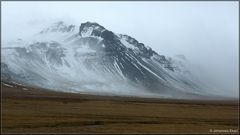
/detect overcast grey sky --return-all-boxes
[1,1,239,96]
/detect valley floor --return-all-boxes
[1,83,239,134]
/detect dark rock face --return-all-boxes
[76,22,180,91]
[101,30,115,41]
[78,22,174,71]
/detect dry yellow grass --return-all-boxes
[1,84,239,134]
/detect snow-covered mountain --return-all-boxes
[1,21,213,98]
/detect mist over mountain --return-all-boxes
[1,21,233,99]
[2,2,238,99]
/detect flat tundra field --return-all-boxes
[1,83,239,134]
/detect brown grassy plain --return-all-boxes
[1,83,239,134]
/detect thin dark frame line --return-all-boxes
[0,0,239,135]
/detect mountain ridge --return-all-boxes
[1,21,213,99]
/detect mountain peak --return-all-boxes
[79,22,106,37]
